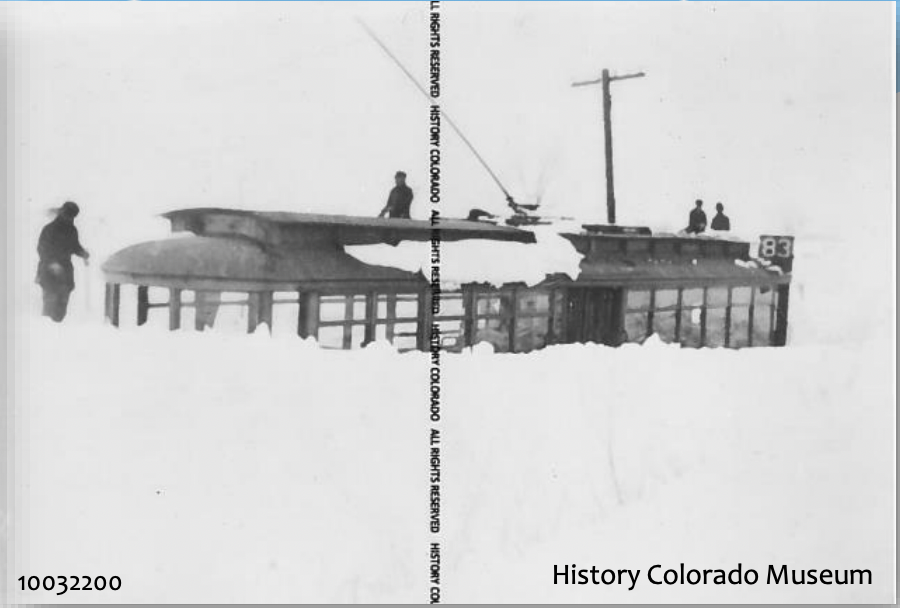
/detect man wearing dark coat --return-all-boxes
[378,171,414,219]
[711,202,731,231]
[686,199,707,234]
[36,201,89,322]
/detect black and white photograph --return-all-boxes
[3,0,895,603]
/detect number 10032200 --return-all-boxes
[18,575,121,595]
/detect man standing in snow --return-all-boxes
[36,201,90,322]
[378,171,414,219]
[686,199,707,234]
[711,202,731,231]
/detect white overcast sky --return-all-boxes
[5,1,894,250]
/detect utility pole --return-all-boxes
[572,69,645,224]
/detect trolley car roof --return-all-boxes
[162,207,536,246]
[102,236,425,291]
[102,207,791,292]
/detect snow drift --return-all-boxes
[11,308,894,602]
[346,221,585,288]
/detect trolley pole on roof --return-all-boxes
[572,68,645,224]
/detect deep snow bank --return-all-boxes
[12,314,893,602]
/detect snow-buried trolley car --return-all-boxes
[102,208,793,352]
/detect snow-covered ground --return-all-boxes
[8,221,895,603]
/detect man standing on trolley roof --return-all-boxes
[378,170,414,219]
[686,199,707,234]
[36,201,90,322]
[711,202,731,231]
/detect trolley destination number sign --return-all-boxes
[758,235,795,272]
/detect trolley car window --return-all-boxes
[147,286,169,302]
[439,292,465,317]
[352,296,367,321]
[436,319,465,352]
[730,305,751,348]
[705,287,729,347]
[219,291,248,304]
[754,287,774,307]
[351,325,366,349]
[179,297,196,332]
[512,289,555,352]
[395,296,419,319]
[706,286,729,308]
[655,289,679,310]
[271,295,300,335]
[320,296,349,322]
[731,286,752,305]
[211,291,248,334]
[517,290,550,315]
[475,318,510,352]
[652,310,677,342]
[476,293,511,317]
[647,289,678,343]
[625,289,652,342]
[681,287,704,308]
[434,290,466,352]
[680,309,703,347]
[515,316,550,352]
[390,322,420,351]
[706,308,727,347]
[472,290,513,352]
[679,288,704,347]
[625,312,649,342]
[752,287,775,346]
[625,289,651,310]
[317,325,345,349]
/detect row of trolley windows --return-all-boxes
[432,289,566,353]
[317,288,568,353]
[317,294,420,351]
[295,289,563,352]
[113,287,424,351]
[623,286,779,348]
[111,286,566,353]
[109,284,779,350]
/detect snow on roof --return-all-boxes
[346,221,585,288]
[660,229,753,243]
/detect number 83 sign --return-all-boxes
[758,235,795,271]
